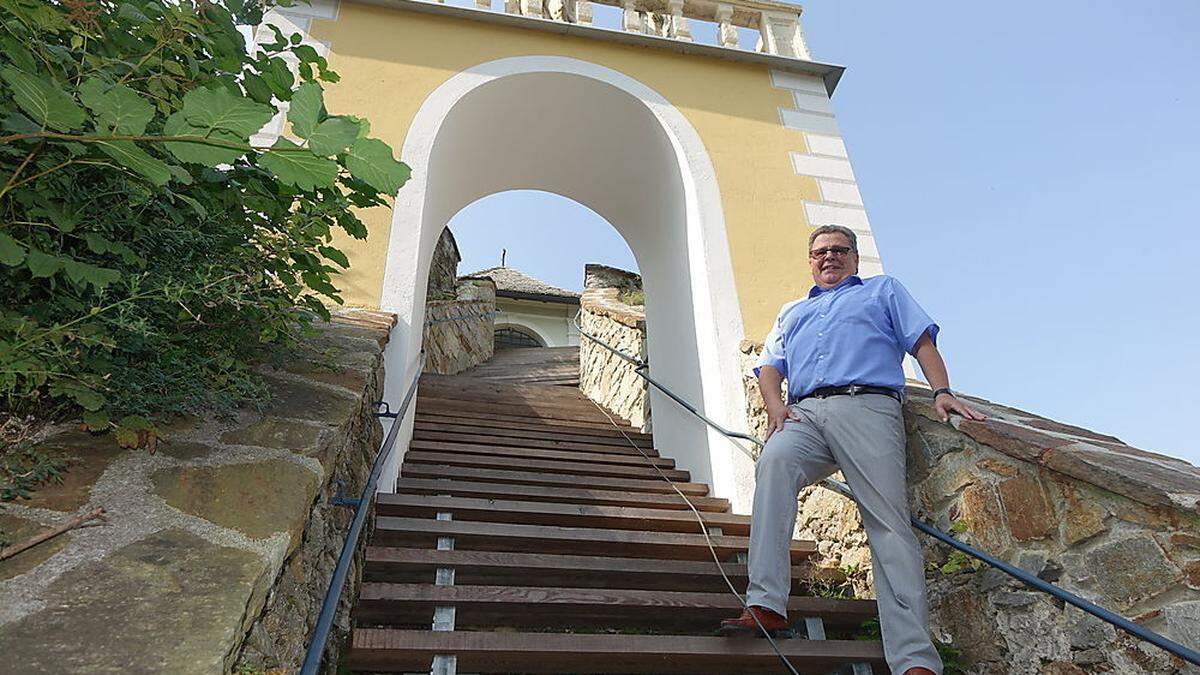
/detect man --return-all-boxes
[717,224,985,675]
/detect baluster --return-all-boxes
[666,0,691,40]
[757,10,811,59]
[621,0,641,32]
[715,3,738,48]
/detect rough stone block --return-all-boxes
[0,529,267,674]
[956,482,1011,556]
[0,514,74,581]
[1056,482,1109,546]
[998,474,1056,541]
[1080,534,1182,609]
[151,459,320,545]
[1161,600,1200,651]
[20,430,130,512]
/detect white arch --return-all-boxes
[377,56,755,509]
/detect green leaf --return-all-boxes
[260,57,295,99]
[319,245,350,269]
[180,86,273,137]
[287,82,323,138]
[343,138,410,194]
[26,249,62,278]
[258,138,338,190]
[62,259,121,292]
[162,111,246,165]
[307,116,358,155]
[69,386,105,412]
[174,192,208,218]
[96,140,172,185]
[0,66,86,132]
[242,73,274,105]
[79,78,155,135]
[0,232,25,266]
[82,410,111,431]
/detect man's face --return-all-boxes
[809,232,859,288]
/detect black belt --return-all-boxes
[790,384,902,404]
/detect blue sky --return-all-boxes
[446,1,1200,464]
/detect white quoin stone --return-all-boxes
[666,0,691,41]
[756,10,811,60]
[715,3,738,48]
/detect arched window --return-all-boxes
[494,326,545,349]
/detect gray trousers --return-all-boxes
[746,394,943,675]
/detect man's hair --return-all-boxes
[808,224,858,253]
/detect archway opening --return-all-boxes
[380,61,754,506]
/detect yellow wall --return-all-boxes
[309,3,821,339]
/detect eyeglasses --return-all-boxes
[809,246,853,259]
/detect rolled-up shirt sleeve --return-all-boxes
[753,308,789,378]
[885,278,939,355]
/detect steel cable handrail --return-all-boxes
[300,351,427,675]
[572,312,1200,667]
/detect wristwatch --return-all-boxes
[932,387,954,399]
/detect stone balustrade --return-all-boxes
[435,0,811,59]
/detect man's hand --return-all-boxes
[934,392,987,422]
[764,400,796,440]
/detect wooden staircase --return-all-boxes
[346,353,886,673]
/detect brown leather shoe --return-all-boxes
[717,605,795,638]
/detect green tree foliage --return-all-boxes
[0,0,410,440]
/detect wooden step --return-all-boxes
[411,429,658,456]
[402,450,689,482]
[418,390,603,417]
[348,629,886,673]
[417,396,612,425]
[392,478,731,511]
[376,494,750,535]
[362,548,813,592]
[356,583,877,630]
[414,409,648,436]
[399,464,709,496]
[409,439,668,467]
[372,517,814,562]
[413,419,654,448]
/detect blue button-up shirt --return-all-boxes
[755,275,938,401]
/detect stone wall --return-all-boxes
[423,278,496,375]
[425,227,461,301]
[739,340,1200,674]
[579,286,651,431]
[0,310,394,674]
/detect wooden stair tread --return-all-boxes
[409,438,667,465]
[373,516,814,562]
[392,477,731,511]
[411,430,659,456]
[414,410,649,436]
[376,493,750,535]
[362,547,811,592]
[413,420,654,447]
[402,450,689,481]
[357,583,877,627]
[399,464,709,495]
[348,629,886,673]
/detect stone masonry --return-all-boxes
[423,277,497,375]
[740,339,1200,674]
[578,266,651,431]
[0,309,394,674]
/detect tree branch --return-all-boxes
[0,507,107,561]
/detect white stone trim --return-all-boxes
[771,69,884,275]
[378,56,755,509]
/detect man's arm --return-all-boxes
[757,365,793,439]
[912,332,987,422]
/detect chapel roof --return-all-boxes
[462,266,581,304]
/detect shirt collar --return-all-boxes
[808,275,862,298]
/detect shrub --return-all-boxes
[0,0,409,444]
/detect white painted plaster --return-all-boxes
[377,56,755,511]
[817,179,863,207]
[788,91,834,116]
[803,201,870,234]
[803,132,848,158]
[769,69,825,94]
[780,108,840,136]
[791,153,856,182]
